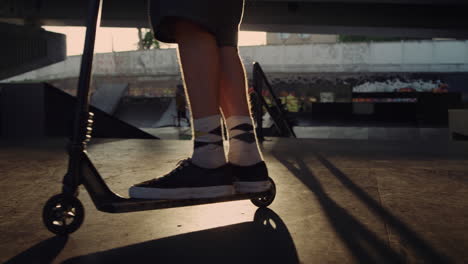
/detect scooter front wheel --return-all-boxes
[42,193,85,235]
[250,178,276,208]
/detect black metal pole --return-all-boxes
[63,0,102,194]
[253,62,264,142]
[253,62,296,138]
[72,0,102,142]
[255,62,296,138]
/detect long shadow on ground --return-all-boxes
[272,152,452,264]
[5,236,68,264]
[315,154,453,263]
[60,208,298,264]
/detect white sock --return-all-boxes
[191,115,227,168]
[226,115,263,166]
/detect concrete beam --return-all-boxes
[239,2,468,38]
[0,0,467,38]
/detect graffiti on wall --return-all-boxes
[353,79,449,93]
[250,77,450,113]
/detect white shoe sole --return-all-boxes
[234,181,272,194]
[129,185,235,200]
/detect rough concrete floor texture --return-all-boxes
[1,138,467,264]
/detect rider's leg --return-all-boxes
[174,19,226,169]
[219,46,262,166]
[128,19,233,200]
[218,46,270,193]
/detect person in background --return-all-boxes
[175,83,189,127]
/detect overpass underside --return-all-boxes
[1,0,467,79]
[1,0,468,38]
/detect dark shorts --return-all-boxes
[148,0,244,47]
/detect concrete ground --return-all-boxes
[1,137,467,263]
[292,126,450,141]
[140,125,449,141]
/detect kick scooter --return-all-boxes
[42,0,276,235]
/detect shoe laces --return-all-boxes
[145,158,191,184]
[169,158,191,175]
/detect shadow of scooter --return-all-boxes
[62,208,298,264]
[5,236,68,264]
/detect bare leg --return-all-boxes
[129,20,268,200]
[173,19,226,169]
[173,19,221,118]
[218,46,250,118]
[219,46,263,166]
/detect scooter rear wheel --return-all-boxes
[43,193,85,235]
[250,178,276,208]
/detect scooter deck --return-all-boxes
[80,152,272,213]
[96,191,271,213]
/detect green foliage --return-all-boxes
[137,28,160,50]
[142,31,160,49]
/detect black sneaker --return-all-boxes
[129,158,234,200]
[230,161,272,194]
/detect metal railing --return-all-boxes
[251,61,296,142]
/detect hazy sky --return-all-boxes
[44,26,266,56]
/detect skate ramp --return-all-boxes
[0,83,157,139]
[114,97,190,128]
[90,83,128,115]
